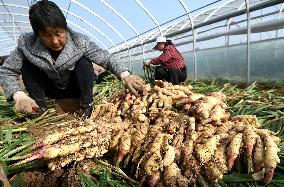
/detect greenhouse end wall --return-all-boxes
[131,38,284,83]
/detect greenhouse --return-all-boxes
[0,0,283,187]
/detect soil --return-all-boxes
[9,166,82,187]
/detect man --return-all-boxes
[0,0,144,117]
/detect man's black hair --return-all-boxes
[29,0,67,34]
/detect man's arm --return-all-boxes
[0,47,24,100]
[84,40,129,79]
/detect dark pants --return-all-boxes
[21,57,95,108]
[155,66,187,85]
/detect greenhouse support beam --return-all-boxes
[245,0,251,84]
[0,1,22,33]
[178,0,197,80]
[114,0,284,54]
[61,9,115,46]
[99,0,144,45]
[167,0,283,37]
[276,3,284,38]
[134,0,163,36]
[67,20,107,49]
[71,0,130,49]
[119,18,284,60]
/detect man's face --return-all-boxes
[38,27,67,51]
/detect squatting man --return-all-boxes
[0,0,145,117]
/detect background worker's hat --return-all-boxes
[153,36,167,49]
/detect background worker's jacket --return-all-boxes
[0,29,128,100]
[150,45,185,70]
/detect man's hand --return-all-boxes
[121,72,145,96]
[13,91,39,114]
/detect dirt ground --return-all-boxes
[8,159,100,187]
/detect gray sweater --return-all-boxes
[0,29,128,100]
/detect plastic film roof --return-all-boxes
[0,0,284,56]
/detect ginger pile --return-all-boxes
[12,117,113,171]
[15,80,281,186]
[91,80,281,186]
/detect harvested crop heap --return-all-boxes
[90,81,281,186]
[12,117,113,171]
[13,80,281,186]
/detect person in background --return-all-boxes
[144,36,187,85]
[0,0,144,117]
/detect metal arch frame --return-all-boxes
[98,0,141,40]
[0,6,122,52]
[0,2,23,34]
[224,2,244,80]
[276,3,284,37]
[0,12,28,17]
[0,3,112,49]
[70,0,133,66]
[115,0,282,58]
[195,0,239,35]
[0,20,30,24]
[1,1,132,55]
[61,8,115,46]
[67,20,107,49]
[178,0,197,80]
[0,3,29,45]
[245,0,251,84]
[134,0,163,36]
[178,8,217,31]
[110,2,218,53]
[0,3,29,9]
[70,0,128,45]
[1,25,30,29]
[111,0,261,54]
[98,0,146,64]
[225,2,245,45]
[223,1,246,81]
[163,21,181,36]
[110,5,209,53]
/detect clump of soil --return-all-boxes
[9,166,82,187]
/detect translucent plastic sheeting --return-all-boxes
[131,38,284,83]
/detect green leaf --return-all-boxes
[11,173,25,187]
[222,173,254,182]
[98,170,107,187]
[0,127,3,142]
[271,176,284,183]
[4,127,13,144]
[0,162,8,175]
[78,172,97,187]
